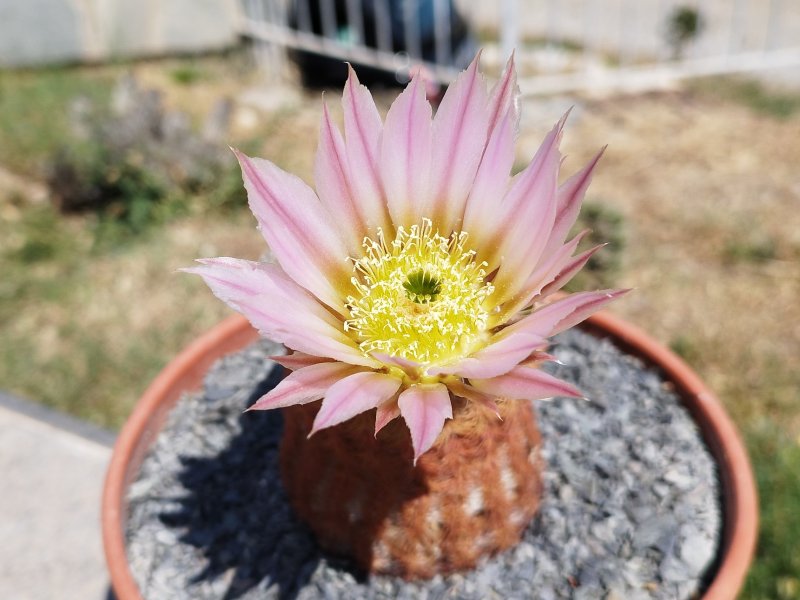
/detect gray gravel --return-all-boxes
[126,329,721,599]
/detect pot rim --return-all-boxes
[102,311,758,600]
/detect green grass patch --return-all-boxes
[0,300,212,427]
[0,201,252,427]
[692,77,800,120]
[513,33,585,53]
[0,56,261,423]
[723,235,777,264]
[669,335,702,363]
[170,63,206,86]
[0,67,114,173]
[741,422,800,599]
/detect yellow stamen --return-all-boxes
[345,219,493,365]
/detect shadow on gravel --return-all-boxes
[159,368,358,600]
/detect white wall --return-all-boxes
[0,0,242,67]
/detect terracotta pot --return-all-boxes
[102,311,758,600]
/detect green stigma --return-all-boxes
[403,270,442,303]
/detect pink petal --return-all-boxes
[375,398,401,435]
[269,352,333,370]
[370,352,422,377]
[461,113,515,252]
[494,230,590,324]
[314,102,366,254]
[428,332,546,379]
[447,380,500,418]
[342,66,392,234]
[526,230,590,294]
[548,289,631,335]
[470,366,583,401]
[311,371,402,434]
[506,289,630,339]
[520,350,560,368]
[489,116,565,303]
[184,258,378,368]
[380,74,433,227]
[429,54,489,231]
[538,243,606,298]
[234,151,352,314]
[487,53,520,136]
[398,384,453,464]
[543,147,606,256]
[248,362,362,411]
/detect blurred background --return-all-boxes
[0,0,798,598]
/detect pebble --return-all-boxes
[126,330,721,599]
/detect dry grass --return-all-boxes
[548,90,800,434]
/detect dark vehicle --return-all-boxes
[288,0,477,87]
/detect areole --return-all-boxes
[102,311,758,600]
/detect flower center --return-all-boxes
[402,269,441,303]
[344,219,494,365]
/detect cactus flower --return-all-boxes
[186,56,627,462]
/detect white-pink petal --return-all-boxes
[375,398,401,435]
[489,116,564,302]
[430,54,489,231]
[398,384,453,464]
[370,352,422,378]
[548,289,631,335]
[543,147,606,256]
[314,102,366,254]
[506,289,630,339]
[487,53,520,137]
[461,113,515,250]
[269,352,333,371]
[311,371,403,434]
[538,243,606,298]
[235,151,351,314]
[520,350,560,367]
[470,366,583,401]
[248,362,363,411]
[342,66,392,234]
[447,380,501,418]
[380,74,433,227]
[494,230,590,324]
[184,258,378,368]
[428,332,546,379]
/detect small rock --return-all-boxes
[664,466,696,491]
[679,529,716,568]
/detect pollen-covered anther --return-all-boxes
[345,219,494,364]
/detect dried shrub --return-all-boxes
[45,74,242,233]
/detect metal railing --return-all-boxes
[238,0,800,95]
[239,0,474,84]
